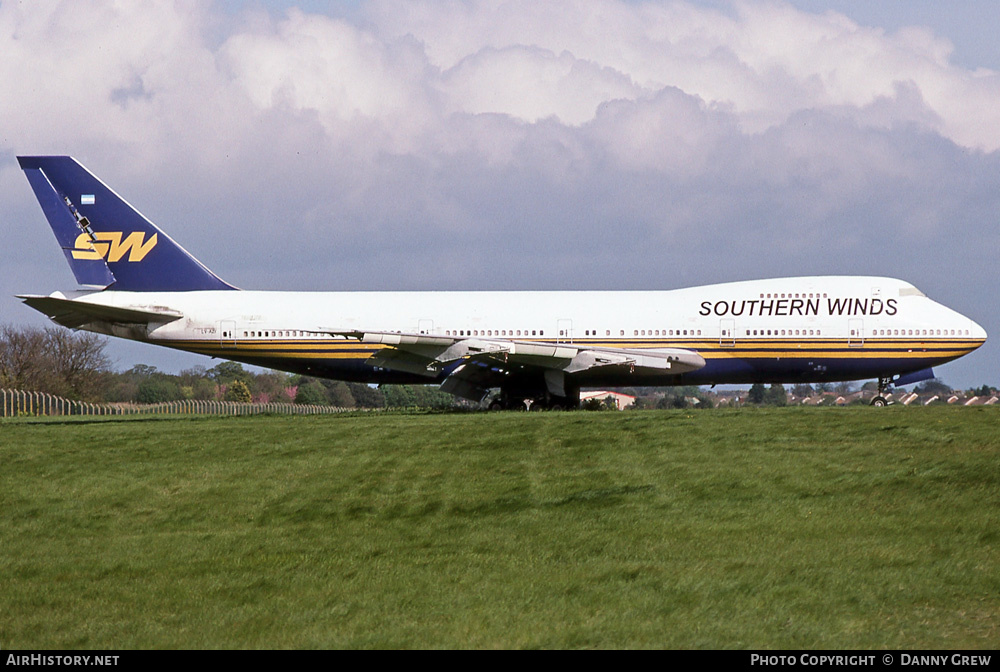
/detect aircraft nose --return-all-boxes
[969,317,988,343]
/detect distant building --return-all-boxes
[580,390,636,410]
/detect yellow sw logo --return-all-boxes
[71,232,158,262]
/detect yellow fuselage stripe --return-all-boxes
[161,337,984,363]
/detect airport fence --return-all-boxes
[0,388,349,418]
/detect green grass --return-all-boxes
[1,407,998,649]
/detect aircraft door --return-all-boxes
[418,319,434,335]
[719,319,736,348]
[848,318,864,347]
[557,319,573,343]
[219,320,236,349]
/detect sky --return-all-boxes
[2,0,998,389]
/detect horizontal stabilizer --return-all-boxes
[19,294,183,330]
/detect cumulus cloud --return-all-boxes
[367,0,1000,150]
[1,0,998,385]
[6,0,998,160]
[220,9,440,153]
[438,46,641,125]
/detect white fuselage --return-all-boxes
[54,275,986,388]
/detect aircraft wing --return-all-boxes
[19,294,184,330]
[329,329,706,401]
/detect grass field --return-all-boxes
[1,407,998,649]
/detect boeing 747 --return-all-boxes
[16,156,987,408]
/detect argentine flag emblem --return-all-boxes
[81,194,95,205]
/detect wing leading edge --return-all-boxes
[329,329,706,401]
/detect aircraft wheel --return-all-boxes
[870,396,888,407]
[488,399,504,411]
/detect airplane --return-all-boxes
[15,155,988,409]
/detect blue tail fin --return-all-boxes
[18,156,236,292]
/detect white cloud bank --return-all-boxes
[6,0,997,157]
[1,0,997,386]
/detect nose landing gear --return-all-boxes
[870,376,892,407]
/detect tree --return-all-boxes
[295,379,330,405]
[325,381,356,408]
[189,378,219,400]
[177,366,220,400]
[765,383,787,406]
[0,325,60,392]
[128,364,160,378]
[347,382,384,408]
[915,378,952,396]
[224,379,252,403]
[117,363,185,403]
[629,395,654,410]
[137,376,182,403]
[44,328,111,399]
[0,325,110,400]
[382,385,417,408]
[657,393,688,409]
[252,371,293,403]
[792,383,814,398]
[103,373,139,402]
[747,383,767,404]
[834,381,856,395]
[412,385,458,409]
[208,361,251,385]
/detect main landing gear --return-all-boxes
[487,387,580,411]
[870,377,892,407]
[488,396,526,411]
[529,394,579,411]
